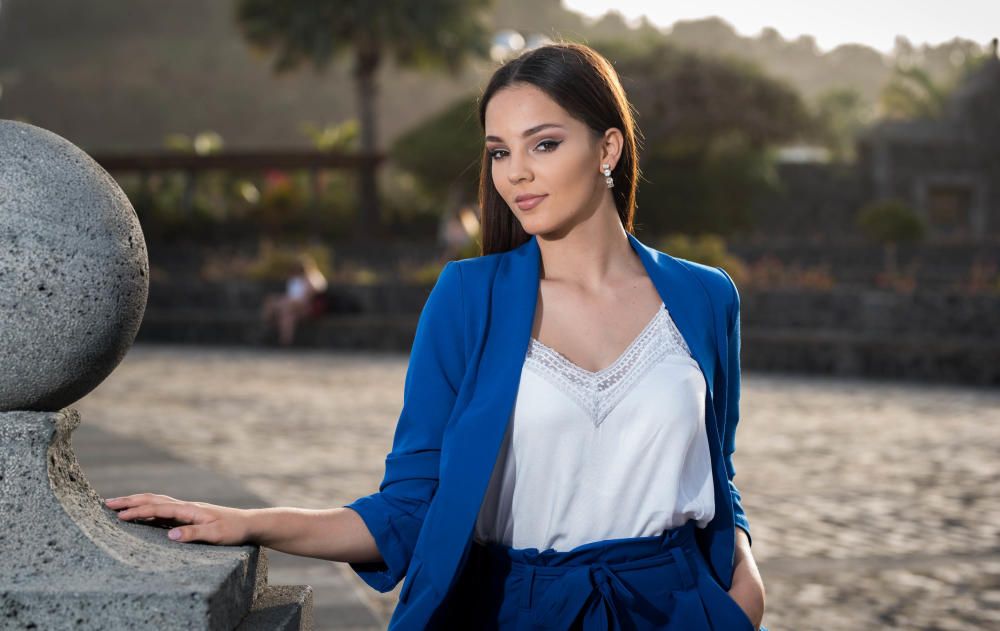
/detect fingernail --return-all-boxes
[105,497,120,503]
[168,529,181,540]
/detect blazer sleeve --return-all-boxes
[343,260,466,592]
[715,265,752,548]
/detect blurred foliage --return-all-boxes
[253,171,307,232]
[811,87,873,162]
[858,198,925,282]
[119,165,360,245]
[300,119,360,152]
[379,164,444,239]
[657,232,838,290]
[199,239,336,282]
[235,0,495,233]
[657,233,747,285]
[879,65,952,120]
[961,260,1000,294]
[857,198,925,244]
[607,39,816,148]
[235,0,494,75]
[109,130,360,242]
[658,232,733,266]
[604,39,814,236]
[873,264,918,293]
[351,268,382,285]
[742,254,837,290]
[877,48,991,120]
[405,261,446,285]
[390,95,482,202]
[244,240,334,280]
[164,131,225,155]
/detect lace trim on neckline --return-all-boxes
[524,304,696,427]
[530,302,665,377]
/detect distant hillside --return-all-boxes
[541,10,981,105]
[0,0,985,152]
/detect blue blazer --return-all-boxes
[345,232,751,629]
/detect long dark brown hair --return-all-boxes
[476,42,642,256]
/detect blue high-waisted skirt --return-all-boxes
[435,519,766,630]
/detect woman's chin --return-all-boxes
[520,223,548,238]
[518,216,555,235]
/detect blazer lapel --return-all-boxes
[424,232,724,596]
[422,236,540,595]
[626,232,718,397]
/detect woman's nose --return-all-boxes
[507,158,532,184]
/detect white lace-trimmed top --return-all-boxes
[474,301,716,552]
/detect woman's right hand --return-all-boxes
[105,493,254,546]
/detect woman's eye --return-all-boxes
[488,140,560,161]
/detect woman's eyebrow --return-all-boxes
[485,123,565,143]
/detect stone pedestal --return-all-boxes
[0,409,312,629]
[0,120,314,628]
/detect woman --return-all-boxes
[259,254,328,346]
[106,42,766,630]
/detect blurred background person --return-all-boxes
[260,253,328,346]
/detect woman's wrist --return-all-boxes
[243,507,275,547]
[730,534,766,628]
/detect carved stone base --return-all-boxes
[0,409,312,630]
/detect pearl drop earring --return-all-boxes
[602,163,614,189]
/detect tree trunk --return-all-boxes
[884,241,898,277]
[354,47,381,240]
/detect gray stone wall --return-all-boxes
[136,280,1000,385]
[740,288,1000,385]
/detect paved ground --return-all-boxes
[73,344,1000,630]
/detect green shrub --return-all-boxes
[857,198,925,244]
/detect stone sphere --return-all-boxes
[0,121,149,412]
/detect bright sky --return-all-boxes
[563,0,997,54]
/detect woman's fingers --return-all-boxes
[116,502,200,525]
[106,494,190,529]
[103,496,250,546]
[168,522,219,544]
[105,492,178,509]
[168,513,249,546]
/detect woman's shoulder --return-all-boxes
[443,250,506,288]
[662,252,740,322]
[427,255,498,307]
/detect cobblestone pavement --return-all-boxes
[76,344,1000,630]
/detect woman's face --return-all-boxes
[484,83,608,236]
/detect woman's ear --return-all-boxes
[600,128,624,171]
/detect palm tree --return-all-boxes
[877,44,995,122]
[879,65,951,119]
[235,0,493,238]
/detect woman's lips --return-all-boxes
[516,194,548,210]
